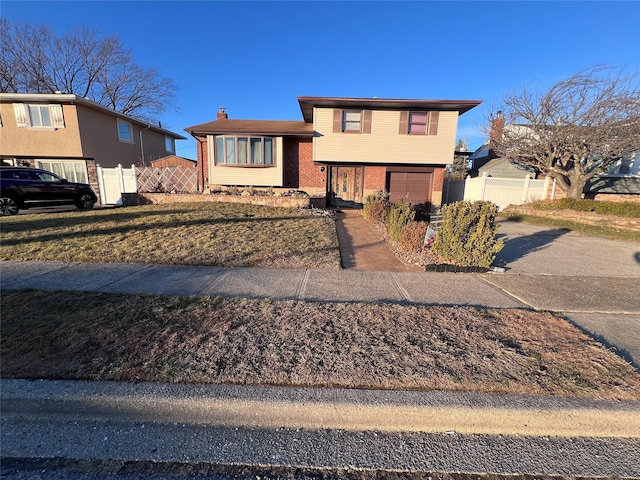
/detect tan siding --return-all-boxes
[208,136,284,187]
[0,102,83,157]
[77,105,171,168]
[313,108,458,165]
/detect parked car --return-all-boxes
[0,166,97,215]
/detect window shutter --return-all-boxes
[50,104,65,128]
[362,110,372,134]
[398,111,408,134]
[13,104,28,127]
[333,109,342,133]
[428,111,439,136]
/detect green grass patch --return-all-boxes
[2,289,639,400]
[0,203,341,269]
[500,213,640,243]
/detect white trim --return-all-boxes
[117,119,134,143]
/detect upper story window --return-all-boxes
[165,136,175,154]
[332,109,372,134]
[215,135,274,166]
[117,119,133,143]
[400,111,439,136]
[13,103,65,128]
[343,111,362,132]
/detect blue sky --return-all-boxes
[2,1,639,159]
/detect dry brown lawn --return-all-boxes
[2,289,638,400]
[0,203,341,269]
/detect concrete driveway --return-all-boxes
[482,220,640,368]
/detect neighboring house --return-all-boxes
[0,93,186,201]
[466,143,498,176]
[185,96,481,211]
[478,157,536,179]
[470,114,640,199]
[585,151,640,200]
[150,155,196,168]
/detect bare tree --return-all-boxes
[490,65,640,198]
[0,19,176,122]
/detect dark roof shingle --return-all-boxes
[185,119,313,136]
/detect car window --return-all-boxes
[35,171,63,183]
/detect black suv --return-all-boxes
[0,166,97,215]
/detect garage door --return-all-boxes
[388,172,432,207]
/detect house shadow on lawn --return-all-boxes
[492,223,570,271]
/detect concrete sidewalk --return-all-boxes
[2,254,639,367]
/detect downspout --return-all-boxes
[139,124,151,166]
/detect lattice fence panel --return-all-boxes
[136,167,197,193]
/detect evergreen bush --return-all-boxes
[399,221,428,253]
[363,190,391,224]
[528,199,640,218]
[386,198,415,242]
[432,200,503,268]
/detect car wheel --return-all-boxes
[0,196,19,215]
[76,193,96,210]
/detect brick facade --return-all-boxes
[363,166,387,194]
[195,135,208,191]
[85,160,100,205]
[295,139,326,195]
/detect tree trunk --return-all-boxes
[566,182,585,199]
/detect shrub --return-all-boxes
[527,199,640,218]
[432,200,503,268]
[386,198,415,242]
[363,190,391,224]
[399,221,428,253]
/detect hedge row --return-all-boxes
[363,191,503,268]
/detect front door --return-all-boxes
[330,166,363,206]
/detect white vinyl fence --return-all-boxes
[463,173,553,210]
[96,164,137,205]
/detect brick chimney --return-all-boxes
[489,111,504,149]
[217,107,228,119]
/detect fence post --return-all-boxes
[131,164,138,193]
[481,172,488,200]
[522,174,531,202]
[96,164,106,205]
[543,176,551,200]
[117,164,126,194]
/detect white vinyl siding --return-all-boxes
[314,108,458,165]
[208,136,284,186]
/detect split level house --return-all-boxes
[186,96,482,211]
[0,92,186,202]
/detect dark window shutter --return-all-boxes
[428,111,439,136]
[363,110,372,134]
[333,109,342,133]
[399,111,408,134]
